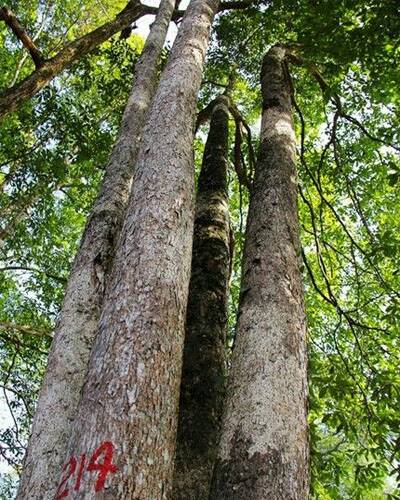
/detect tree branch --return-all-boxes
[229,102,256,184]
[0,384,33,418]
[0,0,146,120]
[201,79,227,88]
[287,51,400,153]
[232,115,251,189]
[0,0,256,120]
[195,100,216,133]
[0,6,44,68]
[0,331,49,355]
[219,0,255,10]
[0,321,53,338]
[0,265,67,284]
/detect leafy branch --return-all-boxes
[0,0,256,120]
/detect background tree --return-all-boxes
[173,93,232,499]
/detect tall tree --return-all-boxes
[55,0,220,497]
[172,94,232,499]
[210,45,309,498]
[16,1,176,498]
[1,1,399,497]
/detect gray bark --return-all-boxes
[56,0,219,498]
[210,45,309,499]
[173,95,231,499]
[17,2,175,498]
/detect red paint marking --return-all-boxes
[74,453,86,491]
[87,441,118,492]
[55,456,77,500]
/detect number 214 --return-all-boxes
[55,441,118,499]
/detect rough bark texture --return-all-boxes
[210,45,309,499]
[56,0,219,498]
[17,2,175,498]
[172,95,231,499]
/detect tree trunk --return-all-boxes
[210,45,309,499]
[55,0,219,498]
[172,95,231,499]
[17,2,175,498]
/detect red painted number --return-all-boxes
[74,453,86,491]
[55,457,77,500]
[55,441,118,498]
[87,441,119,492]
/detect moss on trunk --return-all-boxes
[173,95,231,499]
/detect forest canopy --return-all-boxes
[0,0,399,498]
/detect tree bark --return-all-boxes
[172,95,231,499]
[55,0,219,498]
[210,45,309,499]
[16,2,175,498]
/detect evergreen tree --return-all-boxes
[0,1,398,498]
